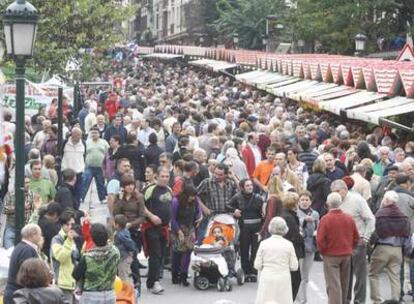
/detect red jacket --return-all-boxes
[242,144,260,177]
[316,209,359,256]
[105,93,120,121]
[258,134,271,160]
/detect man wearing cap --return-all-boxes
[246,115,258,131]
[331,180,375,304]
[372,165,400,211]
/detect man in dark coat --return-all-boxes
[55,169,80,211]
[114,133,146,182]
[145,133,163,167]
[104,114,127,144]
[4,224,43,304]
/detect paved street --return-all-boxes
[85,181,412,304]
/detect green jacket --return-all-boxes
[73,244,120,291]
[51,229,79,290]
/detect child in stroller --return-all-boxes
[191,214,245,291]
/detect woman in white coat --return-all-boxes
[254,217,299,304]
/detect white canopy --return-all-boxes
[190,59,238,71]
[274,80,320,98]
[346,96,414,122]
[256,74,293,89]
[143,53,184,59]
[266,79,301,94]
[318,91,386,115]
[235,70,273,83]
[345,96,414,124]
[289,83,338,101]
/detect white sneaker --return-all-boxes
[149,281,164,294]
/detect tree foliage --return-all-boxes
[287,0,414,54]
[214,0,287,49]
[212,0,414,53]
[0,0,136,79]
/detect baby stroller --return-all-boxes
[191,214,245,291]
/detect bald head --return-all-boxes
[71,127,83,143]
[42,119,52,130]
[193,148,207,164]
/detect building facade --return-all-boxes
[114,0,141,40]
[138,0,204,45]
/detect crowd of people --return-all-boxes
[1,55,414,304]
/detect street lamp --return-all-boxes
[233,33,239,49]
[354,33,367,56]
[262,34,268,52]
[297,39,305,53]
[3,0,38,244]
[266,15,277,53]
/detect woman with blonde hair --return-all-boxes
[271,164,302,193]
[259,174,284,240]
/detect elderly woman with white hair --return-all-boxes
[373,145,392,177]
[217,140,235,162]
[369,190,411,304]
[223,147,249,182]
[254,217,298,304]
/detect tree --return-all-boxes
[287,0,414,54]
[213,0,287,49]
[0,0,137,79]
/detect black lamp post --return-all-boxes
[297,39,305,53]
[354,33,367,57]
[3,0,38,243]
[262,34,268,52]
[233,33,239,50]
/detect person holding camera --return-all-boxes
[51,212,80,304]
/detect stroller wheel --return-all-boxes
[236,269,245,286]
[217,278,225,292]
[194,276,209,290]
[225,278,232,292]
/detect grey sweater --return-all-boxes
[297,208,319,253]
[340,191,375,241]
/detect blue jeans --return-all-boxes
[3,226,16,249]
[79,290,116,304]
[81,167,106,202]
